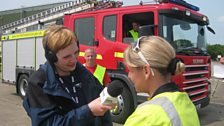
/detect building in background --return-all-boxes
[0,1,71,34]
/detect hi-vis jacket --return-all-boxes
[23,62,112,126]
[129,29,138,41]
[83,64,106,85]
[124,83,200,126]
[93,65,106,85]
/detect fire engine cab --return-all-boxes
[1,0,215,123]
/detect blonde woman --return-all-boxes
[124,36,200,126]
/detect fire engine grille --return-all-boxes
[182,64,209,103]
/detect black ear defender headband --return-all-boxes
[43,36,58,63]
[43,26,79,64]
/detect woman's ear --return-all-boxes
[144,64,151,79]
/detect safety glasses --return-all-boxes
[132,36,155,76]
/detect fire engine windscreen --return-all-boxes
[100,80,123,105]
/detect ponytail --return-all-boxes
[167,58,185,75]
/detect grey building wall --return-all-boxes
[0,2,70,26]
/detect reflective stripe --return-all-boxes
[94,65,106,85]
[96,54,103,60]
[1,35,8,41]
[139,96,182,126]
[114,52,124,58]
[79,52,85,57]
[2,30,44,40]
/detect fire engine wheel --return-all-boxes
[111,85,134,124]
[18,74,29,99]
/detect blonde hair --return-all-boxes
[43,25,77,53]
[124,36,185,75]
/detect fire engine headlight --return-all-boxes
[202,16,207,22]
[185,10,191,16]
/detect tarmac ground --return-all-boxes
[0,62,224,126]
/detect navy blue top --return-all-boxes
[23,62,112,126]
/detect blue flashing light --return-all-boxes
[169,0,200,11]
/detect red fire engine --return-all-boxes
[1,0,215,123]
[69,0,214,123]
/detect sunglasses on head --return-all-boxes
[132,36,154,76]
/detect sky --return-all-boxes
[0,0,223,45]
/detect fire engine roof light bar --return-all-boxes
[159,0,199,11]
[169,0,199,11]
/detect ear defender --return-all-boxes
[43,36,58,63]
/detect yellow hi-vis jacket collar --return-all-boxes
[83,64,106,85]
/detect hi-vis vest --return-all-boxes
[83,64,106,85]
[124,92,200,126]
[129,29,138,41]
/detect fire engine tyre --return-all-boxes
[18,74,29,99]
[111,84,134,124]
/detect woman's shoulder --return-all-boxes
[75,62,96,81]
[125,103,168,126]
[74,62,103,90]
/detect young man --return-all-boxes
[84,48,111,86]
[23,25,113,126]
